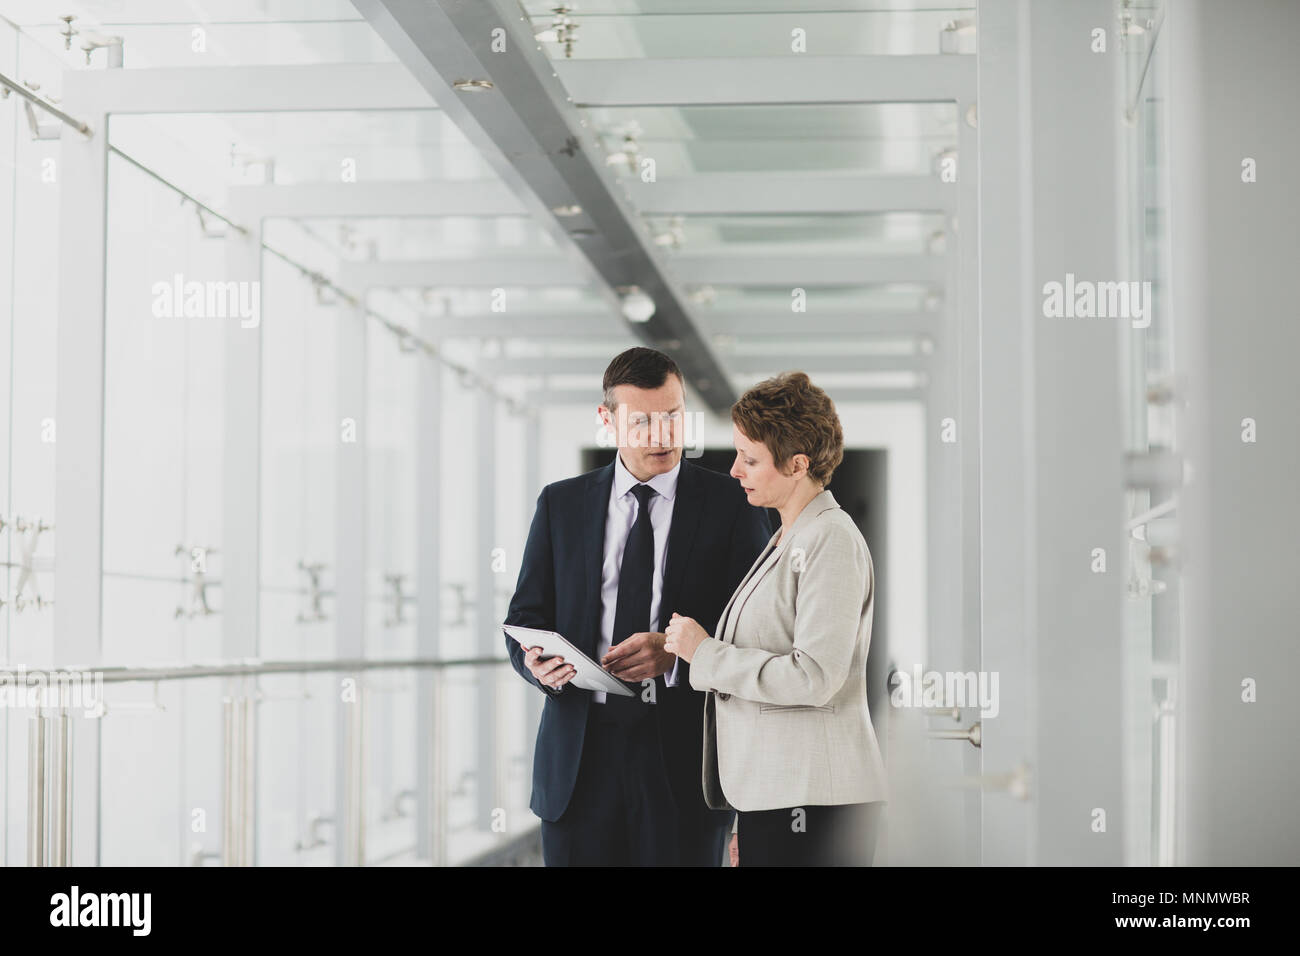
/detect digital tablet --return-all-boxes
[503,625,637,696]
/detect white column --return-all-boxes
[1022,0,1127,865]
[52,91,107,867]
[475,388,497,831]
[415,317,443,860]
[975,0,1036,866]
[334,303,368,864]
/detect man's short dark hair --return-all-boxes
[601,347,684,410]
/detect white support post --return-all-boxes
[1020,0,1126,865]
[415,317,443,861]
[522,410,543,794]
[475,388,497,831]
[334,302,369,865]
[974,0,1036,867]
[52,90,107,867]
[956,92,983,869]
[220,200,264,865]
[221,205,264,663]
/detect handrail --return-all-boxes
[0,655,510,686]
[0,69,93,135]
[19,655,518,866]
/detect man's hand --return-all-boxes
[601,632,673,682]
[729,833,739,867]
[523,646,575,690]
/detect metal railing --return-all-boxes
[4,655,516,867]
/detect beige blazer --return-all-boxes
[688,488,888,812]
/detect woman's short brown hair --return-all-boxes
[731,371,844,486]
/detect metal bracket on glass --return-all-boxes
[444,582,470,626]
[380,789,417,823]
[23,99,61,140]
[296,560,330,623]
[294,813,335,852]
[535,5,580,59]
[384,572,415,627]
[920,706,964,721]
[11,515,54,613]
[939,18,975,55]
[175,544,219,618]
[189,844,221,867]
[927,720,982,748]
[78,30,124,68]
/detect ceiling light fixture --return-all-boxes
[619,286,656,323]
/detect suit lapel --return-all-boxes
[581,462,616,655]
[659,459,701,623]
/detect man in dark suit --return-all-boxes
[504,347,771,866]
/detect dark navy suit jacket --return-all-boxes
[504,457,772,825]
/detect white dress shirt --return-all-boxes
[592,451,682,703]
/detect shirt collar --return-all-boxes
[614,450,681,503]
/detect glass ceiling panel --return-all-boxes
[109,111,494,201]
[520,1,975,17]
[374,287,608,312]
[586,103,957,175]
[283,217,561,261]
[689,282,939,311]
[524,5,977,59]
[722,338,922,356]
[4,1,389,68]
[730,370,925,389]
[646,212,946,257]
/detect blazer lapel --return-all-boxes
[715,526,779,643]
[581,461,616,655]
[720,489,840,644]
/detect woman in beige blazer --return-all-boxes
[665,371,887,866]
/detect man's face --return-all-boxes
[599,377,686,481]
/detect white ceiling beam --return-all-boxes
[554,55,975,106]
[670,255,944,285]
[423,311,939,339]
[482,354,928,376]
[700,312,938,336]
[527,387,926,406]
[627,174,952,215]
[339,257,589,289]
[426,317,626,339]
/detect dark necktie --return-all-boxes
[607,483,656,716]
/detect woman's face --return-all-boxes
[730,423,803,510]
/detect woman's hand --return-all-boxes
[664,612,710,663]
[729,832,739,867]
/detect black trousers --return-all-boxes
[540,705,731,866]
[735,801,884,866]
